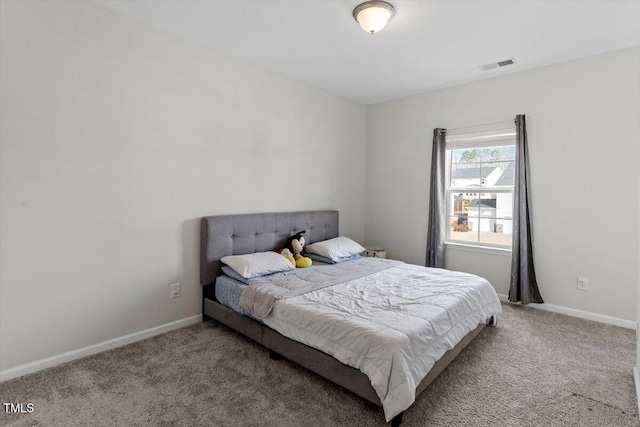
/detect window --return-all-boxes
[445,126,515,249]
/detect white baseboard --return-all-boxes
[634,367,640,414]
[0,314,202,383]
[497,294,636,330]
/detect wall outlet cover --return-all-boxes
[170,282,181,298]
[577,276,589,291]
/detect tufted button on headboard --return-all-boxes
[200,210,339,286]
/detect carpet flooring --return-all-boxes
[1,303,638,426]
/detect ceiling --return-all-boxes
[94,0,640,105]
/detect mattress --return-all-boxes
[215,258,502,421]
[215,275,249,315]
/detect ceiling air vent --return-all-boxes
[480,58,515,71]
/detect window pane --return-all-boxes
[474,162,511,187]
[450,160,515,189]
[481,145,515,161]
[451,193,512,247]
[449,192,474,242]
[466,194,495,216]
[452,148,481,164]
[450,192,498,212]
[450,215,478,243]
[479,219,512,247]
[450,193,470,217]
[451,163,483,188]
[476,161,512,188]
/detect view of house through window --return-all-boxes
[446,129,515,248]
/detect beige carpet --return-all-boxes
[1,303,638,426]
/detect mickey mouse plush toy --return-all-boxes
[286,231,313,268]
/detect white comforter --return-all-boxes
[262,262,502,421]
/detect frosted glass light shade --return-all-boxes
[353,1,395,35]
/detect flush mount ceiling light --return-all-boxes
[353,1,395,35]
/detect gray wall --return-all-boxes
[366,47,640,322]
[0,1,366,371]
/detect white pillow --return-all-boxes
[305,236,365,262]
[221,251,295,279]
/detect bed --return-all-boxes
[200,210,502,426]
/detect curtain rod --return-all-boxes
[446,119,515,133]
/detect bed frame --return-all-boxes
[200,210,493,426]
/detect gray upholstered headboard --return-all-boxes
[200,210,339,286]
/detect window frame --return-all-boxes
[444,131,516,251]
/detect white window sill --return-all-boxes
[445,242,512,257]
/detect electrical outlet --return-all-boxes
[576,276,589,291]
[170,282,181,299]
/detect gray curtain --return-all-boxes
[509,115,544,303]
[426,128,446,268]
